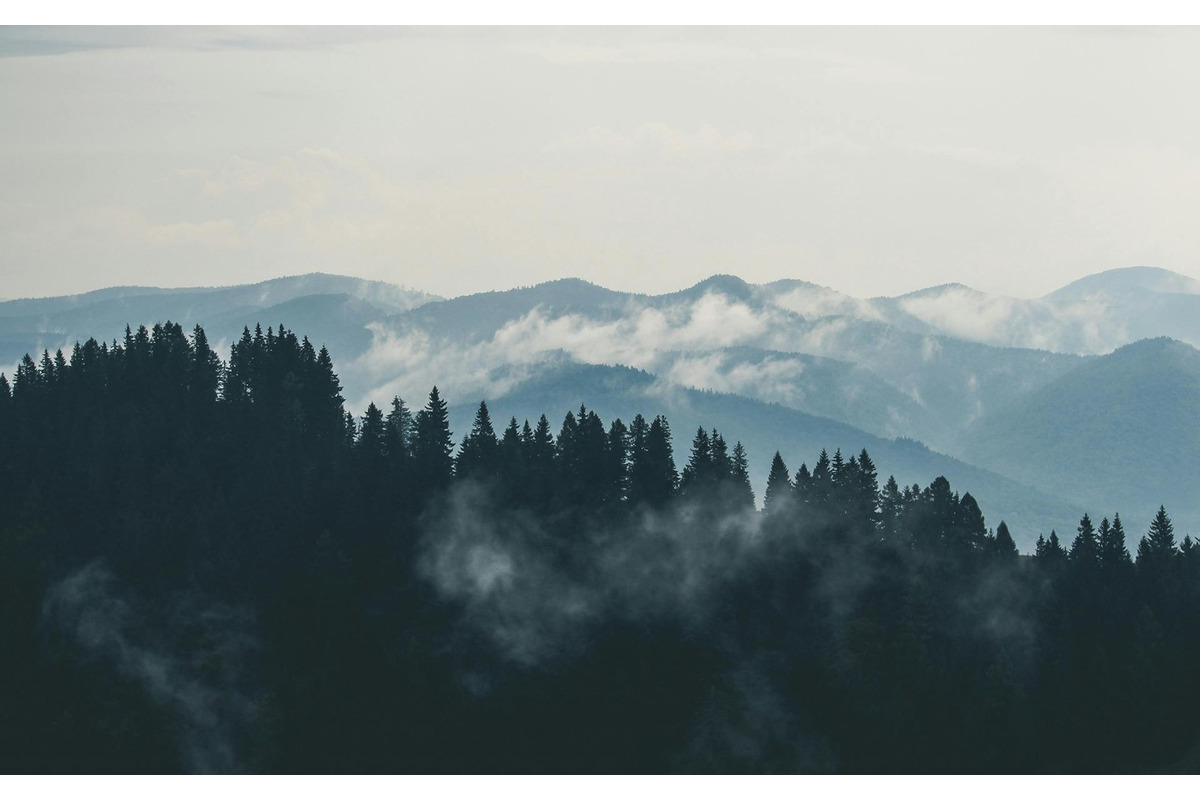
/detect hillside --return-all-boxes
[448,361,1084,551]
[962,337,1200,533]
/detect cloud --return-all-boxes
[42,562,260,773]
[768,284,885,320]
[895,284,1126,354]
[418,480,765,670]
[348,289,782,409]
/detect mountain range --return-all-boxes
[5,265,1199,552]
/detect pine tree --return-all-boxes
[1039,530,1068,564]
[955,492,988,554]
[604,418,630,505]
[385,397,413,463]
[1137,506,1177,571]
[456,400,500,482]
[993,520,1018,561]
[810,449,832,509]
[729,441,755,510]
[528,414,557,509]
[413,386,454,494]
[793,463,812,508]
[710,431,731,480]
[1070,513,1100,567]
[880,475,904,538]
[189,325,221,404]
[629,415,677,508]
[1102,513,1133,569]
[764,451,792,514]
[680,427,712,493]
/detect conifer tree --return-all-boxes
[793,463,812,507]
[413,386,454,493]
[1046,530,1067,560]
[456,400,500,482]
[385,397,413,463]
[527,414,557,508]
[629,415,677,508]
[604,418,630,505]
[993,521,1018,560]
[1137,506,1177,571]
[955,492,988,554]
[189,325,221,404]
[1070,513,1100,567]
[680,427,712,493]
[879,475,904,538]
[810,449,832,509]
[358,402,386,460]
[764,451,792,514]
[729,442,755,510]
[710,431,731,480]
[1102,513,1133,569]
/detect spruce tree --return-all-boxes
[1137,506,1177,571]
[764,451,792,514]
[680,427,712,493]
[385,397,413,463]
[604,418,630,505]
[631,415,677,508]
[880,475,904,538]
[413,386,454,494]
[993,520,1018,560]
[456,400,500,482]
[729,441,755,510]
[1070,513,1100,567]
[1102,513,1133,569]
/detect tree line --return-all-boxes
[1,321,1199,773]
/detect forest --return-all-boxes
[1,321,1199,773]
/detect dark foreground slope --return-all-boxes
[2,321,1200,774]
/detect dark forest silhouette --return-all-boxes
[2,321,1200,773]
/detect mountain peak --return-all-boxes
[896,282,982,300]
[1047,266,1200,300]
[678,274,754,300]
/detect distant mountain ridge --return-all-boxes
[7,265,1200,550]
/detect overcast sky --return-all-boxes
[3,25,1200,301]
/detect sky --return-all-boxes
[3,25,1200,301]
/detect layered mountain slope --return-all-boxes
[863,266,1200,354]
[364,274,1083,451]
[0,273,438,368]
[447,360,1084,552]
[962,337,1200,533]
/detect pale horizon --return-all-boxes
[5,26,1200,303]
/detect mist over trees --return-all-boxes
[2,322,1200,773]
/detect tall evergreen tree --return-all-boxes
[879,475,904,538]
[1102,514,1133,569]
[1137,506,1177,571]
[679,427,712,493]
[1071,513,1101,567]
[604,418,630,506]
[764,451,792,514]
[993,520,1018,561]
[413,386,454,494]
[456,400,500,482]
[729,441,755,511]
[629,415,677,508]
